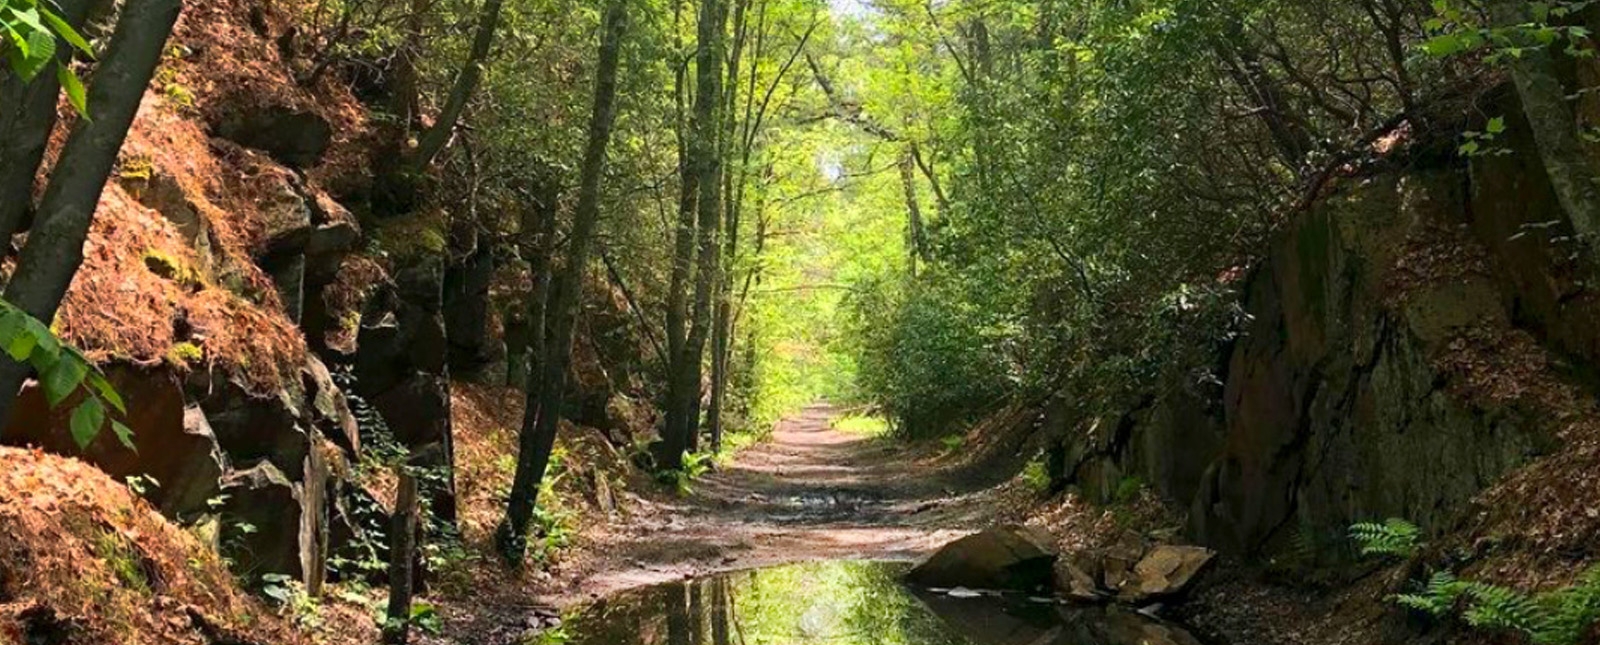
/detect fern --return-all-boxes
[1350,518,1422,559]
[1389,566,1600,645]
[1531,565,1600,645]
[1460,582,1542,635]
[1395,571,1466,616]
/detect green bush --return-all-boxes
[843,275,1012,438]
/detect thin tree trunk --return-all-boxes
[661,0,727,470]
[899,149,931,272]
[412,0,506,168]
[382,472,419,645]
[706,0,750,453]
[0,0,93,257]
[0,0,184,426]
[495,172,560,559]
[909,143,949,221]
[666,0,698,388]
[495,0,626,563]
[1489,0,1600,257]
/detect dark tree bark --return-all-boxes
[660,0,727,470]
[0,0,94,257]
[412,0,507,168]
[382,472,419,645]
[706,0,750,454]
[494,172,560,557]
[495,0,627,563]
[664,0,697,448]
[0,0,184,426]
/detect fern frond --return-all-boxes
[1393,571,1465,617]
[1461,582,1541,634]
[1531,565,1600,645]
[1350,518,1422,559]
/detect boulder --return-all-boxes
[370,374,450,448]
[1100,531,1147,593]
[191,371,309,479]
[256,170,313,258]
[443,245,497,378]
[1054,557,1103,602]
[214,104,332,169]
[219,460,303,582]
[303,356,359,457]
[906,525,1058,592]
[266,252,307,324]
[1120,545,1214,601]
[2,366,225,518]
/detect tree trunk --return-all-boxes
[706,0,749,454]
[1489,0,1600,259]
[382,472,419,645]
[495,0,626,563]
[665,0,697,427]
[0,0,94,257]
[495,171,560,560]
[0,0,184,427]
[411,0,506,168]
[899,149,931,273]
[660,0,726,470]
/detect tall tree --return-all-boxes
[0,0,93,256]
[496,0,628,562]
[666,0,699,400]
[411,0,508,168]
[0,0,185,424]
[659,0,727,470]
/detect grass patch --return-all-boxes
[831,414,892,438]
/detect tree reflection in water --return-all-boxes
[545,560,1208,645]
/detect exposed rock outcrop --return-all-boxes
[1050,118,1577,560]
[3,367,226,518]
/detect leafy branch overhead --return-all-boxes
[0,299,132,451]
[1,0,93,114]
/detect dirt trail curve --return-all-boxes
[432,404,1021,645]
[554,403,1007,602]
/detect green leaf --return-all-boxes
[24,316,59,360]
[68,397,104,450]
[41,355,87,406]
[38,6,89,56]
[1420,33,1471,58]
[87,371,125,414]
[1487,116,1506,134]
[9,26,52,80]
[110,419,135,451]
[56,63,86,117]
[6,330,37,362]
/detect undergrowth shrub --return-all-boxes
[1353,520,1600,644]
[1390,567,1600,645]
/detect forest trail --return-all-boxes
[555,404,1005,603]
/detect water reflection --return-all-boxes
[547,560,1206,645]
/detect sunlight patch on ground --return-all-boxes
[831,413,892,438]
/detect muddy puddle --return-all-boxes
[539,560,1206,645]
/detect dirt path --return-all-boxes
[433,404,1021,645]
[552,403,1006,602]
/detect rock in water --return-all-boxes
[1122,545,1214,601]
[906,525,1058,591]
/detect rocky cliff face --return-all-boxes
[1052,95,1600,561]
[0,0,652,595]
